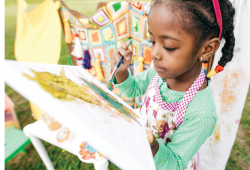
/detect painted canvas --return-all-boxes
[5,60,156,170]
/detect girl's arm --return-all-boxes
[154,115,216,170]
[112,64,156,98]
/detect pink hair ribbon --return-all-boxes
[212,0,223,39]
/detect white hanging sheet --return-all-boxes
[199,0,250,169]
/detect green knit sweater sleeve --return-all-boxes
[112,65,156,98]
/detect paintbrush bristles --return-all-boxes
[107,80,113,91]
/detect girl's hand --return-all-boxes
[146,128,159,157]
[110,41,133,73]
[146,128,156,147]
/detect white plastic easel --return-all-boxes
[23,120,109,170]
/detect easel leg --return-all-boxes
[94,159,109,170]
[29,136,55,170]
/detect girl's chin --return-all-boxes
[157,72,174,80]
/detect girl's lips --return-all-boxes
[154,65,166,72]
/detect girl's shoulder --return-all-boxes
[185,82,217,120]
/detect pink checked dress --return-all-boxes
[139,68,205,170]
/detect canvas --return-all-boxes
[5,60,156,170]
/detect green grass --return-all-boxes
[5,0,250,169]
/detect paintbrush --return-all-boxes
[107,39,133,91]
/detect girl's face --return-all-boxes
[148,5,201,80]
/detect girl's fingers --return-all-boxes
[127,50,133,57]
[147,134,154,144]
[117,47,130,60]
[146,128,155,146]
[121,41,129,51]
[110,51,119,68]
[113,50,121,62]
[146,128,153,134]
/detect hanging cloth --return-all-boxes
[15,0,61,120]
[15,0,61,64]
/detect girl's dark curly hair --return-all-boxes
[152,0,235,68]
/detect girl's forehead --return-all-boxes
[148,5,192,41]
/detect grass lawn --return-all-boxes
[5,0,250,169]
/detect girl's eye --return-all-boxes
[164,46,176,51]
[148,40,155,45]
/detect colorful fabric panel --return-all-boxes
[100,24,117,45]
[141,41,152,66]
[90,46,107,65]
[113,13,131,41]
[129,2,145,16]
[90,7,111,28]
[130,10,143,41]
[104,43,117,63]
[88,29,102,46]
[144,2,152,16]
[61,7,73,23]
[106,2,128,21]
[132,39,141,67]
[74,26,89,44]
[142,17,150,42]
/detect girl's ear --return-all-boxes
[200,38,220,61]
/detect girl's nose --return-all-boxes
[151,44,162,61]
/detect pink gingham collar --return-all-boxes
[153,68,205,129]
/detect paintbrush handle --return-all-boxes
[109,39,132,81]
[109,56,124,80]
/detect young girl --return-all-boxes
[110,0,235,169]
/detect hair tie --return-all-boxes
[212,0,223,39]
[207,65,224,78]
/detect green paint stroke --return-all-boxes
[79,77,141,126]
